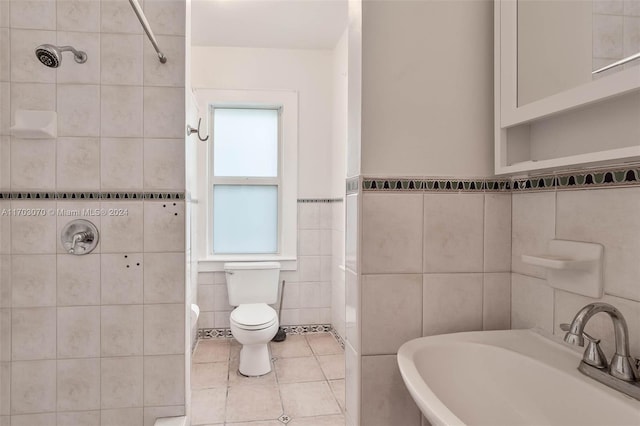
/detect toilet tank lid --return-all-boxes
[224,261,281,270]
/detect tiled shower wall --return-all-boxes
[197,201,344,333]
[347,186,512,426]
[511,185,640,358]
[0,0,187,424]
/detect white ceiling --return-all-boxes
[191,0,348,49]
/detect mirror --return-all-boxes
[517,0,640,106]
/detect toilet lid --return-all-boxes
[231,303,277,328]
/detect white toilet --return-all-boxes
[224,261,280,376]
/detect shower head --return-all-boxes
[35,44,87,68]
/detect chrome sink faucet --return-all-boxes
[564,302,640,400]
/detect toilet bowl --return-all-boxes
[230,303,279,376]
[224,261,281,376]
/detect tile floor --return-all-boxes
[191,332,345,426]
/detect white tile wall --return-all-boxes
[101,34,143,85]
[101,356,144,409]
[11,360,57,414]
[483,272,511,330]
[12,307,56,360]
[101,305,144,357]
[143,354,185,406]
[0,1,187,416]
[330,200,346,339]
[11,254,56,307]
[57,0,100,32]
[57,306,101,358]
[197,202,339,331]
[361,274,422,355]
[423,193,484,273]
[362,193,423,274]
[511,191,556,279]
[58,410,100,426]
[57,358,101,411]
[360,355,421,426]
[511,188,640,359]
[100,202,144,252]
[344,342,360,426]
[143,303,185,355]
[483,194,511,272]
[56,137,101,190]
[11,138,56,190]
[100,138,144,190]
[556,187,640,301]
[101,253,144,304]
[100,85,143,137]
[345,268,359,353]
[357,190,512,426]
[511,272,554,333]
[422,273,483,336]
[102,407,144,426]
[57,32,100,84]
[143,139,185,191]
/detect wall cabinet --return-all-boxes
[494,0,640,175]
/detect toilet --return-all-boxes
[224,261,280,376]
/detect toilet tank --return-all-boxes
[224,262,281,306]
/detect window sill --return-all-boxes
[198,256,297,272]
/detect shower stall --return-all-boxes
[0,0,190,424]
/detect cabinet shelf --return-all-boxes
[497,146,640,175]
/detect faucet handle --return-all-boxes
[560,323,608,369]
[560,323,599,343]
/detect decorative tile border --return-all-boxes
[297,198,343,203]
[144,192,186,200]
[514,165,640,191]
[330,327,345,349]
[3,192,57,199]
[198,324,337,340]
[198,328,233,339]
[362,178,511,192]
[0,191,185,200]
[356,165,640,193]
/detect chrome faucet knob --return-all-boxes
[61,219,99,255]
[561,323,607,369]
[609,354,639,382]
[584,340,608,369]
[70,231,92,253]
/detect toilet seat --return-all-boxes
[231,303,277,330]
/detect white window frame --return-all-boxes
[210,106,282,255]
[194,89,298,271]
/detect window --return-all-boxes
[211,107,281,254]
[194,89,298,271]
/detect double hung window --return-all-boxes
[211,107,282,254]
[196,89,297,271]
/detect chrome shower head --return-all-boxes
[35,44,87,68]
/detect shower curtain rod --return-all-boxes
[129,0,167,64]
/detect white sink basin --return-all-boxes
[397,329,640,426]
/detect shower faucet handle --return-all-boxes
[69,231,93,253]
[61,219,99,255]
